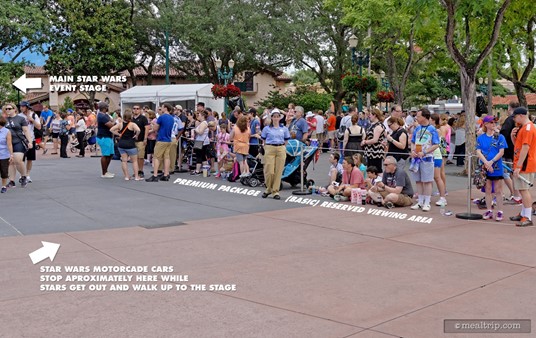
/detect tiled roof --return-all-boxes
[492,93,536,106]
[24,66,47,75]
[120,66,186,78]
[24,92,48,101]
[275,74,292,82]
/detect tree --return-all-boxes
[0,62,24,103]
[495,4,536,107]
[441,0,512,164]
[0,0,49,61]
[292,69,319,86]
[45,0,135,104]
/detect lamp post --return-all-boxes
[380,70,391,113]
[349,35,369,113]
[478,77,488,96]
[216,58,235,115]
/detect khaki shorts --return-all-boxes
[327,130,336,139]
[153,141,172,160]
[379,191,413,207]
[514,172,535,190]
[135,141,146,158]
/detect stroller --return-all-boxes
[241,139,318,189]
[181,138,197,171]
[240,155,265,187]
[70,128,97,153]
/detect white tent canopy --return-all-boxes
[120,83,223,112]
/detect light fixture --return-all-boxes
[349,35,358,48]
[215,58,222,69]
[228,59,235,69]
[380,70,385,78]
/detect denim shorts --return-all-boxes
[434,158,442,168]
[118,147,138,156]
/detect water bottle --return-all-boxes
[440,202,445,216]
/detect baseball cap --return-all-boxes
[97,101,109,109]
[512,107,528,116]
[175,104,183,110]
[482,115,497,123]
[270,108,282,116]
[20,101,31,108]
[247,107,257,115]
[66,108,74,113]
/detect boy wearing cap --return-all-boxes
[509,107,536,226]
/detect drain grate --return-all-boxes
[140,222,186,229]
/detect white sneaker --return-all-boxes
[435,198,447,206]
[26,176,32,183]
[410,203,421,210]
[101,172,114,179]
[422,204,431,212]
[106,172,115,177]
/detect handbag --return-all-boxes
[193,140,204,150]
[473,165,486,189]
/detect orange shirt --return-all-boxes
[232,125,250,155]
[327,115,336,131]
[513,121,536,173]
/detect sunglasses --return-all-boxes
[5,107,14,110]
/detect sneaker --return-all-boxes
[101,172,114,179]
[422,204,431,212]
[495,211,503,222]
[7,181,15,188]
[1,187,6,193]
[509,214,522,222]
[20,176,27,188]
[384,201,395,209]
[145,175,159,182]
[190,171,201,176]
[138,171,145,178]
[410,203,421,210]
[505,197,523,205]
[516,217,533,227]
[26,176,32,183]
[106,172,115,177]
[435,198,447,206]
[159,175,170,181]
[483,210,493,220]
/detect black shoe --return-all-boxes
[159,175,170,181]
[20,176,27,188]
[509,214,522,222]
[190,171,201,176]
[7,181,16,188]
[76,155,84,158]
[145,176,159,182]
[273,195,280,200]
[262,192,270,198]
[138,171,145,178]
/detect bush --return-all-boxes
[256,90,333,113]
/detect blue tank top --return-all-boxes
[0,127,11,159]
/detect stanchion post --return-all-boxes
[293,145,311,196]
[456,153,483,220]
[176,135,189,173]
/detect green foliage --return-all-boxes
[0,62,25,103]
[45,0,135,77]
[256,89,333,113]
[528,70,536,91]
[60,96,75,112]
[342,75,378,93]
[292,69,319,86]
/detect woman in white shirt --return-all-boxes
[75,113,87,157]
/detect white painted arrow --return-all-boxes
[13,74,42,94]
[29,241,61,264]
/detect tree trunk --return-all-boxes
[514,81,528,108]
[460,71,477,171]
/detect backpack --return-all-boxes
[227,161,240,182]
[336,125,346,141]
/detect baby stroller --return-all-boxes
[181,138,197,171]
[281,139,318,188]
[70,128,97,153]
[240,155,265,187]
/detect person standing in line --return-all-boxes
[500,101,522,203]
[409,108,440,212]
[146,103,175,182]
[261,109,290,200]
[476,116,507,221]
[131,105,149,178]
[40,104,54,155]
[75,112,87,157]
[0,116,14,193]
[111,110,141,181]
[58,112,71,158]
[96,102,115,178]
[18,101,40,183]
[509,107,536,227]
[230,115,251,177]
[361,108,386,172]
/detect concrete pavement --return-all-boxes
[0,150,534,337]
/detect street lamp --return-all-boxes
[349,34,369,112]
[478,77,488,95]
[379,70,391,113]
[215,58,235,114]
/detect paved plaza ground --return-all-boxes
[0,150,534,337]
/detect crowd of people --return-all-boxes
[1,99,535,226]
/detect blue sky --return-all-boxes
[1,48,47,66]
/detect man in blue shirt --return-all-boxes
[146,103,175,182]
[248,108,261,157]
[289,106,309,143]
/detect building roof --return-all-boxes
[120,66,186,78]
[24,66,47,76]
[492,93,536,106]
